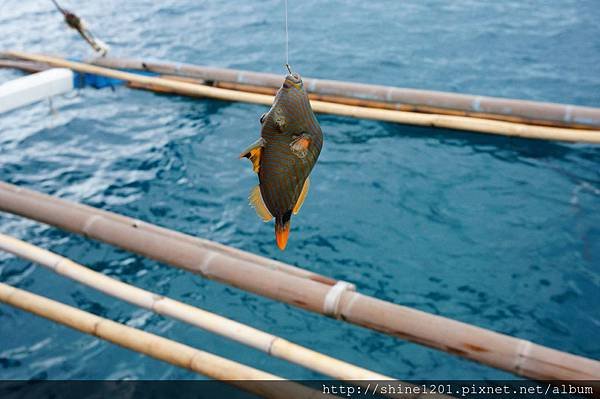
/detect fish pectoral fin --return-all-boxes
[240,138,265,173]
[290,134,311,159]
[293,176,310,215]
[249,185,273,222]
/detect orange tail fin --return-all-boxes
[275,220,291,251]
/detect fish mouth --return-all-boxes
[283,73,303,89]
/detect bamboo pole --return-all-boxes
[0,182,599,382]
[0,232,395,382]
[0,181,336,287]
[0,283,322,399]
[88,56,600,130]
[2,57,595,132]
[137,78,600,131]
[5,51,600,144]
[0,59,48,73]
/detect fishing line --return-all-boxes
[50,0,66,15]
[284,0,291,73]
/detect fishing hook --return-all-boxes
[285,63,293,75]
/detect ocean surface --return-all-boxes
[0,0,599,380]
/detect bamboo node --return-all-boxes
[265,336,278,355]
[188,350,203,372]
[564,105,573,122]
[197,252,217,277]
[323,281,356,319]
[515,339,533,374]
[150,294,165,312]
[91,319,103,337]
[386,88,393,102]
[51,257,65,271]
[82,215,102,237]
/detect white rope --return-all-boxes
[323,281,356,318]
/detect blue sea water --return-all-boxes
[0,0,599,380]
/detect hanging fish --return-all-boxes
[240,71,323,250]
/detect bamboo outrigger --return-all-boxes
[2,52,600,143]
[0,232,397,383]
[1,181,598,383]
[0,283,321,399]
[3,51,600,130]
[89,56,600,130]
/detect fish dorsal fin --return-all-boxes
[293,177,310,215]
[239,138,265,173]
[249,185,273,222]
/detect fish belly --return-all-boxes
[259,137,312,218]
